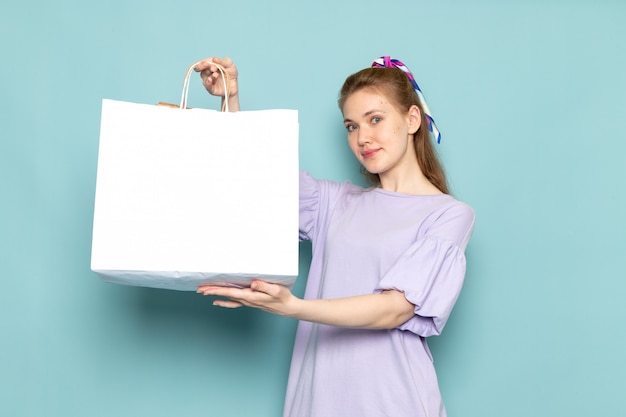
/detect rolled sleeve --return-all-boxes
[375,203,475,337]
[377,238,467,336]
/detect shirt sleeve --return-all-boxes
[375,202,475,337]
[299,170,362,243]
[299,171,320,242]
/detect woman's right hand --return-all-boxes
[195,56,240,111]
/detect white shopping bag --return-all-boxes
[91,62,299,291]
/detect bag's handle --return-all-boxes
[180,60,230,112]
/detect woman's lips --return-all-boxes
[361,148,380,159]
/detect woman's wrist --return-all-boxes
[225,94,240,112]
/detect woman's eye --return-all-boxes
[371,117,382,124]
[346,124,357,132]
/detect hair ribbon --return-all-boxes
[371,56,441,143]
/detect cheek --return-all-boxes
[347,136,362,157]
[346,134,357,149]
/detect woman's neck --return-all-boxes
[379,165,443,195]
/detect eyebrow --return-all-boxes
[343,109,385,123]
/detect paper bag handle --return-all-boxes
[181,60,231,112]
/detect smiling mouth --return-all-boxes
[361,149,380,159]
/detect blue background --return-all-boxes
[1,1,625,416]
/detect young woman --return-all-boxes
[195,56,475,417]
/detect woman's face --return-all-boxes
[342,89,420,178]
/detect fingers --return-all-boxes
[197,281,296,317]
[194,57,218,72]
[197,285,249,309]
[201,70,220,87]
[213,299,244,308]
[195,56,239,100]
[197,285,262,304]
[195,56,237,78]
[217,56,232,68]
[195,56,230,73]
[197,282,273,306]
[196,285,244,297]
[250,280,278,296]
[195,58,220,86]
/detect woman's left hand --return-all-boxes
[197,280,298,317]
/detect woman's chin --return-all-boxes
[361,163,384,175]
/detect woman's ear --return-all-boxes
[407,105,421,135]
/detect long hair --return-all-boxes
[338,67,449,194]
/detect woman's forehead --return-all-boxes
[342,88,398,117]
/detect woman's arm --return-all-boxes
[197,281,415,330]
[195,56,240,112]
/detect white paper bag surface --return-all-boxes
[91,99,299,291]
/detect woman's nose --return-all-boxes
[357,126,372,146]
